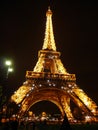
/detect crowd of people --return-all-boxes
[0,117,19,130]
[0,116,46,130]
[0,114,72,130]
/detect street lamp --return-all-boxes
[5,61,12,66]
[8,68,13,72]
[5,60,13,78]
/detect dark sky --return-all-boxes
[0,0,98,108]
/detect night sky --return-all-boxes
[0,0,98,111]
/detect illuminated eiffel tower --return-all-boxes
[11,7,98,121]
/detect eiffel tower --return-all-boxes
[11,7,98,121]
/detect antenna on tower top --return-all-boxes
[48,6,50,10]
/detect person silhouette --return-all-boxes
[60,114,72,130]
[10,117,18,130]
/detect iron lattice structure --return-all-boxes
[11,8,98,121]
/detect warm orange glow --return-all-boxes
[11,86,31,104]
[73,87,97,115]
[11,8,98,122]
[42,7,56,51]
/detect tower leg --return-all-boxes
[61,96,74,120]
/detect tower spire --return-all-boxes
[42,7,56,51]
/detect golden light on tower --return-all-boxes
[42,7,56,51]
[33,7,68,74]
[10,7,98,122]
[73,88,97,115]
[11,85,31,104]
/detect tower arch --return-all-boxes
[18,88,72,118]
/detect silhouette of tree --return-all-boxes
[0,86,6,108]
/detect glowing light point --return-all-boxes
[8,68,13,72]
[5,60,12,66]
